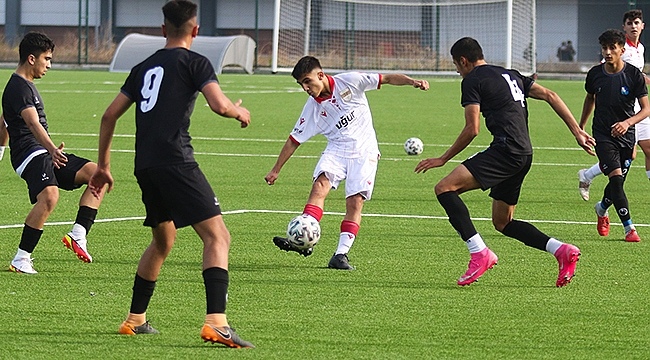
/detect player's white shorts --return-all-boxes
[636,117,650,142]
[313,152,379,200]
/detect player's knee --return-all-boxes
[37,186,59,212]
[492,218,510,233]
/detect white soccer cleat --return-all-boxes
[578,169,591,201]
[9,257,38,274]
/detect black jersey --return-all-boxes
[2,73,48,170]
[121,48,218,170]
[461,64,535,155]
[585,62,647,148]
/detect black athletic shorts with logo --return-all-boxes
[21,152,89,204]
[595,137,633,177]
[462,146,533,206]
[135,162,222,228]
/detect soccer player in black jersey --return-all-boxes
[579,29,650,243]
[415,37,596,287]
[0,32,105,274]
[89,0,253,349]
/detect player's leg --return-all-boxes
[10,154,59,274]
[605,147,639,242]
[638,138,650,180]
[327,194,362,270]
[492,200,580,287]
[274,154,339,256]
[193,215,254,348]
[578,162,602,201]
[119,221,176,335]
[10,186,59,274]
[61,160,105,263]
[635,118,650,179]
[434,163,493,285]
[328,155,377,270]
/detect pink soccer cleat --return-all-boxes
[457,248,498,286]
[555,244,581,287]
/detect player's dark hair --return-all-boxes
[292,56,322,80]
[450,37,484,63]
[19,32,54,65]
[599,29,626,47]
[162,0,197,36]
[623,9,643,23]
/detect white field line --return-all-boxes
[0,209,647,229]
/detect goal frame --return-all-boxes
[271,0,536,75]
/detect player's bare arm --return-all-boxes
[381,74,429,90]
[265,137,300,185]
[89,93,132,198]
[0,115,7,145]
[0,114,7,161]
[415,104,480,173]
[21,106,67,168]
[529,83,596,155]
[579,93,596,130]
[611,95,650,137]
[201,82,250,128]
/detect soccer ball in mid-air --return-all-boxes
[287,215,321,250]
[404,137,424,155]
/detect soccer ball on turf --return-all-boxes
[286,215,321,250]
[404,137,424,155]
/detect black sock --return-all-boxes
[19,224,43,254]
[500,220,550,251]
[203,267,229,314]
[607,175,631,224]
[130,273,156,314]
[436,191,477,241]
[75,206,98,234]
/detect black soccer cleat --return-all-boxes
[327,253,355,270]
[273,236,313,257]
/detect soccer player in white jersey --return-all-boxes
[265,56,429,270]
[578,9,650,201]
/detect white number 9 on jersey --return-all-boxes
[140,66,164,113]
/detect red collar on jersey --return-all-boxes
[314,75,335,103]
[626,37,640,49]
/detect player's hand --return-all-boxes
[50,142,68,169]
[575,129,596,156]
[414,157,446,173]
[265,171,279,185]
[89,167,113,199]
[610,121,629,138]
[414,79,429,91]
[234,99,250,128]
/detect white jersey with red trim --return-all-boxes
[623,38,645,71]
[290,72,381,158]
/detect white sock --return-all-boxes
[546,238,563,255]
[595,201,608,217]
[646,170,650,180]
[584,163,602,182]
[335,232,355,255]
[70,223,87,240]
[14,248,31,260]
[466,233,486,253]
[624,224,636,234]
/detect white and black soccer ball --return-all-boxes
[404,137,424,155]
[286,215,321,250]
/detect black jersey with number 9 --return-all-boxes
[121,48,218,171]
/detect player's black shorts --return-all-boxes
[20,152,90,204]
[595,137,633,177]
[135,162,221,228]
[462,147,532,205]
